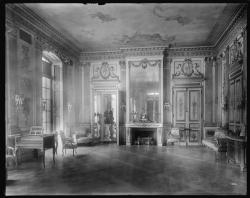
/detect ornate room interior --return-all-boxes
[5,3,247,195]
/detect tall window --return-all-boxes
[42,57,52,133]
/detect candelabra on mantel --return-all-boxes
[130,111,138,122]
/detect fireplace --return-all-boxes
[131,128,157,145]
[125,123,163,146]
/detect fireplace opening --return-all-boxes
[131,128,157,145]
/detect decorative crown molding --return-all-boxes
[121,46,165,57]
[81,50,123,61]
[81,46,165,61]
[80,46,215,62]
[168,46,214,57]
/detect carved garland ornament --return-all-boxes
[128,58,161,69]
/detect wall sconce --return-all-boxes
[14,94,24,111]
[41,99,47,111]
[164,102,170,111]
[67,102,72,112]
[120,104,126,112]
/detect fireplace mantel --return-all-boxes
[125,123,163,128]
[125,122,163,146]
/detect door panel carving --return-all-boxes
[189,90,200,121]
[175,90,186,122]
[173,88,202,143]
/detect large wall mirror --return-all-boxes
[128,58,161,123]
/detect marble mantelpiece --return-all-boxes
[125,122,163,146]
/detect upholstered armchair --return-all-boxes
[167,128,181,146]
[60,131,77,156]
[6,146,17,167]
[6,134,21,167]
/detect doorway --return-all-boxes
[92,90,118,143]
[172,87,203,144]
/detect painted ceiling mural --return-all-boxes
[25,3,229,51]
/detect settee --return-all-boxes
[74,127,98,146]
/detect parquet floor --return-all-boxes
[5,144,247,195]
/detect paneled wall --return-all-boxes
[6,5,78,140]
[6,4,247,148]
[6,26,41,134]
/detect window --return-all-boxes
[42,58,52,133]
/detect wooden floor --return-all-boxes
[6,144,247,195]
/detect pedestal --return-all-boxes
[126,127,131,145]
[157,127,163,146]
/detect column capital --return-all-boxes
[119,60,126,70]
[80,62,91,68]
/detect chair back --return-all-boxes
[72,134,77,143]
[171,128,180,137]
[10,125,21,135]
[60,131,66,141]
[30,126,43,135]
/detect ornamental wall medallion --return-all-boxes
[182,59,193,76]
[173,58,204,79]
[100,62,110,79]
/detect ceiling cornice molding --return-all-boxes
[168,46,214,57]
[80,46,214,61]
[81,50,124,61]
[6,4,80,60]
[214,4,247,55]
[121,46,165,57]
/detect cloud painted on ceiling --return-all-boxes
[115,32,176,46]
[153,5,192,26]
[24,3,228,51]
[90,12,117,23]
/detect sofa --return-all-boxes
[74,127,98,146]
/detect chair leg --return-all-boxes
[14,156,18,167]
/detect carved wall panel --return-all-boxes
[229,35,243,68]
[172,58,204,79]
[16,29,34,129]
[90,61,120,81]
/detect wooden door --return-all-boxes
[173,87,202,144]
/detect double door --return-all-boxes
[172,87,203,144]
